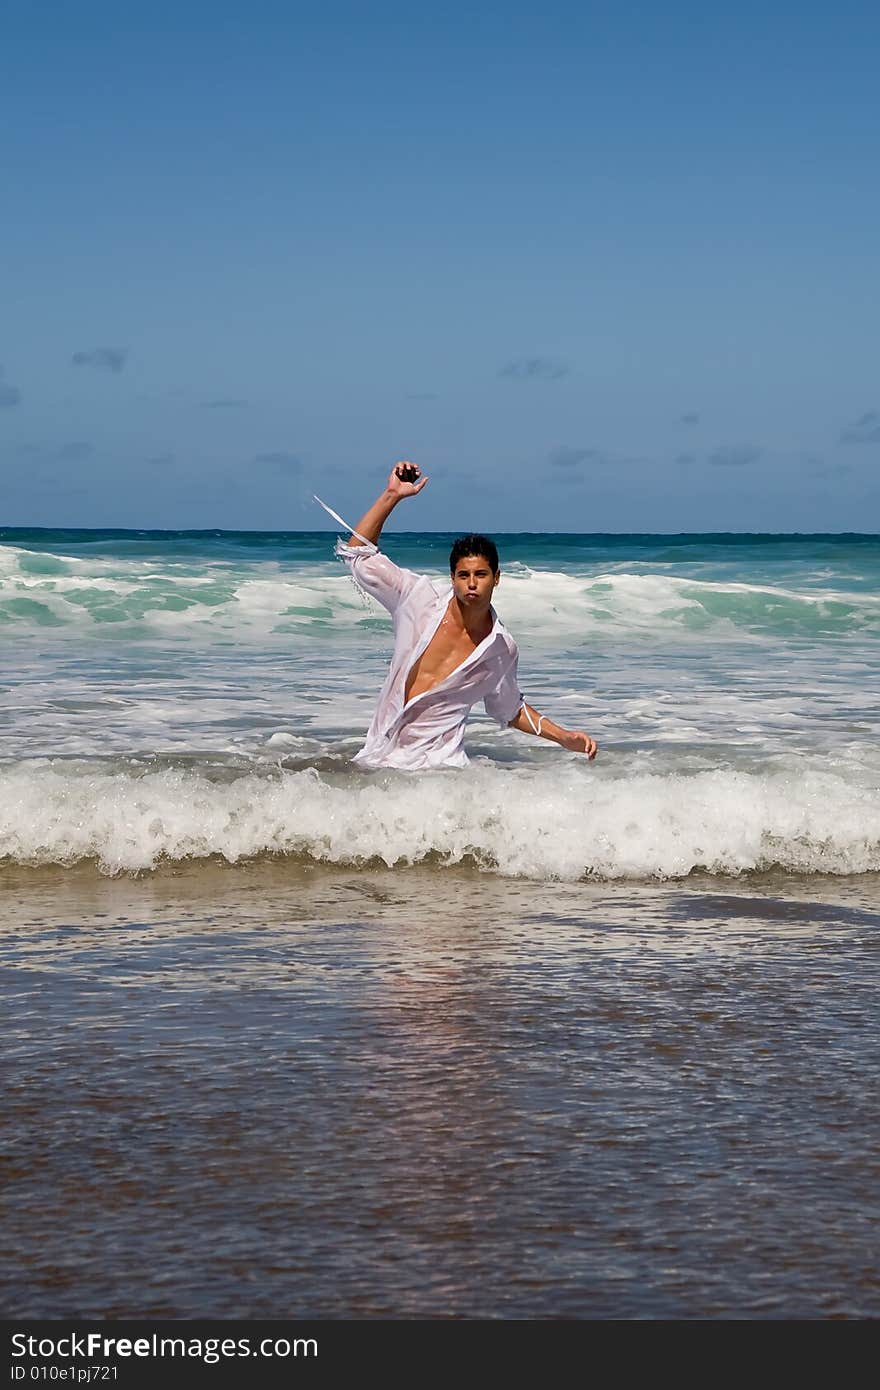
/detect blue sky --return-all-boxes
[2,0,879,531]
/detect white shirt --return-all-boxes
[337,540,523,770]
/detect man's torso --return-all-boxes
[403,599,492,704]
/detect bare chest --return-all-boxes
[405,613,485,703]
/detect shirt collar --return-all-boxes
[436,588,506,642]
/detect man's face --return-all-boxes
[451,554,499,608]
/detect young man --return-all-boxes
[334,461,599,771]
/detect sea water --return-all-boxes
[1,527,878,879]
[3,528,880,1318]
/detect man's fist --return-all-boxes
[388,461,428,495]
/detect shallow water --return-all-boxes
[3,862,878,1318]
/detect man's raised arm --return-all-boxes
[346,461,429,548]
[333,461,429,616]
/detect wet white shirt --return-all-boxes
[336,540,524,770]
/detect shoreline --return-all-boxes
[4,859,879,1318]
[5,853,880,904]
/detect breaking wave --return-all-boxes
[2,543,878,641]
[2,757,878,879]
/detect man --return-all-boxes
[333,461,599,771]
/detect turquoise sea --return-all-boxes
[2,527,879,1318]
[2,527,879,877]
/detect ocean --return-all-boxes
[2,527,879,877]
[2,527,879,1318]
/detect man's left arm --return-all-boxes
[484,654,598,759]
[508,702,598,760]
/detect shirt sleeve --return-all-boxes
[335,540,421,616]
[484,651,524,727]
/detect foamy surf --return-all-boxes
[1,758,878,879]
[2,541,878,640]
[3,529,878,883]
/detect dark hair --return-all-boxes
[449,533,500,574]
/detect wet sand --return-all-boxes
[3,861,879,1318]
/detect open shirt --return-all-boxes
[337,540,524,770]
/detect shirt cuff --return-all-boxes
[335,538,379,558]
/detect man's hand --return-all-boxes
[559,729,598,759]
[388,461,429,497]
[344,463,429,548]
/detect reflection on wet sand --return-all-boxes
[2,862,879,1317]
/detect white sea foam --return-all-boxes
[2,543,878,641]
[2,758,878,879]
